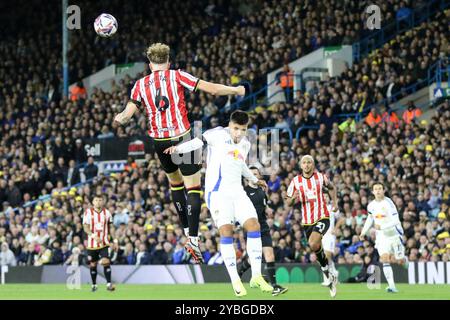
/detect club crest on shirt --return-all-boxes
[227,149,244,161]
[375,213,386,219]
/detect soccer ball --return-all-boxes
[94,13,118,37]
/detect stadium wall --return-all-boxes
[68,62,147,96]
[2,263,450,285]
[266,45,353,103]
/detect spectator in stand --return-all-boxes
[70,81,87,104]
[277,64,294,103]
[339,117,356,133]
[113,205,130,228]
[365,107,382,127]
[380,105,400,127]
[67,160,81,186]
[136,244,149,265]
[74,139,87,165]
[83,157,98,180]
[268,173,282,193]
[402,101,423,124]
[0,242,17,266]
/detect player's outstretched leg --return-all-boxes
[219,227,247,297]
[170,182,190,236]
[184,185,204,263]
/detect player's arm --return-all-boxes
[163,127,222,154]
[114,101,139,126]
[324,176,338,212]
[333,215,345,234]
[107,214,114,245]
[284,180,299,207]
[285,192,298,207]
[359,213,374,241]
[83,223,99,242]
[82,210,99,242]
[163,137,205,154]
[196,80,245,96]
[242,162,267,189]
[379,215,401,230]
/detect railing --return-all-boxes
[202,77,279,125]
[211,68,329,122]
[352,0,450,61]
[203,1,449,126]
[296,68,329,92]
[430,57,450,88]
[350,57,449,121]
[202,55,448,132]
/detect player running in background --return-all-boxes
[359,182,408,293]
[164,111,273,297]
[237,165,288,296]
[285,155,339,298]
[114,43,245,263]
[83,195,115,292]
[321,193,343,286]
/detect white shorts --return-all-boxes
[375,234,405,260]
[322,232,336,253]
[207,189,257,228]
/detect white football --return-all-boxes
[94,13,118,37]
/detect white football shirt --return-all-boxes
[364,196,403,237]
[203,126,257,194]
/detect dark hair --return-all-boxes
[90,194,103,203]
[371,182,386,190]
[230,110,249,125]
[248,165,260,173]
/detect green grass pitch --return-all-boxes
[0,283,449,300]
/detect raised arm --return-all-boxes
[196,80,245,96]
[324,176,338,212]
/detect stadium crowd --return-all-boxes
[0,0,449,269]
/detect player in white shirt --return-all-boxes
[321,193,343,286]
[359,182,408,293]
[164,111,273,297]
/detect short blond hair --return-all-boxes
[146,43,170,64]
[300,155,314,164]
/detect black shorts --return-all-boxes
[153,130,202,176]
[87,247,110,263]
[303,218,330,239]
[260,221,272,247]
[244,220,272,247]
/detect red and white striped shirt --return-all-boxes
[83,208,112,249]
[287,171,330,225]
[130,69,199,139]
